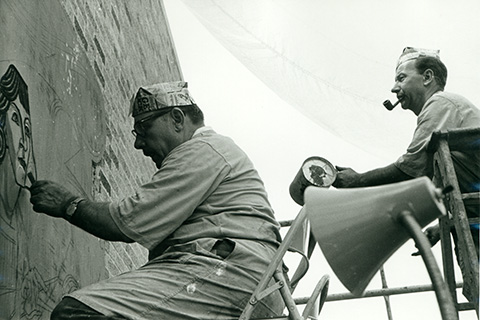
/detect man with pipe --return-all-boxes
[332,47,480,304]
[29,81,284,319]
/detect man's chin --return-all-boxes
[147,153,164,169]
[151,156,163,169]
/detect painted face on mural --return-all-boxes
[0,65,36,214]
[4,99,36,188]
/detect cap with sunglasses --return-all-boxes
[130,81,196,117]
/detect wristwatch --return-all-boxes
[64,197,86,220]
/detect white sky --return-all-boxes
[163,1,478,319]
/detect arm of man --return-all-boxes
[30,180,133,242]
[333,163,413,188]
[70,201,133,242]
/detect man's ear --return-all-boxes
[171,108,185,130]
[423,69,435,85]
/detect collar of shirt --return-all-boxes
[192,126,213,138]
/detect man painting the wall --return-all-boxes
[331,47,480,304]
[29,81,284,319]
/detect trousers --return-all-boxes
[51,297,127,320]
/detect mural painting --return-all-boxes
[1,1,108,318]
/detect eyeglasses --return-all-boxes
[131,108,173,138]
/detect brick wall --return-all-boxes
[59,0,183,277]
[0,1,183,317]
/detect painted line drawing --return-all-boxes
[1,2,109,318]
[0,64,37,219]
[0,65,82,320]
[17,251,80,320]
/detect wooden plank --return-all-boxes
[433,157,459,305]
[435,140,479,312]
[428,127,480,152]
[462,193,480,207]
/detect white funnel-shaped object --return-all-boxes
[305,177,446,296]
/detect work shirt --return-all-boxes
[110,126,281,258]
[395,91,480,195]
[69,127,284,319]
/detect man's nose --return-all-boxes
[391,83,400,94]
[134,135,144,150]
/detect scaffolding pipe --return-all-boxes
[398,210,458,320]
[292,282,464,303]
[379,266,394,320]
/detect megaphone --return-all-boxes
[304,177,446,296]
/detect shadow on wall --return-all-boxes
[0,1,107,318]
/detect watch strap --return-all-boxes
[64,197,86,220]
